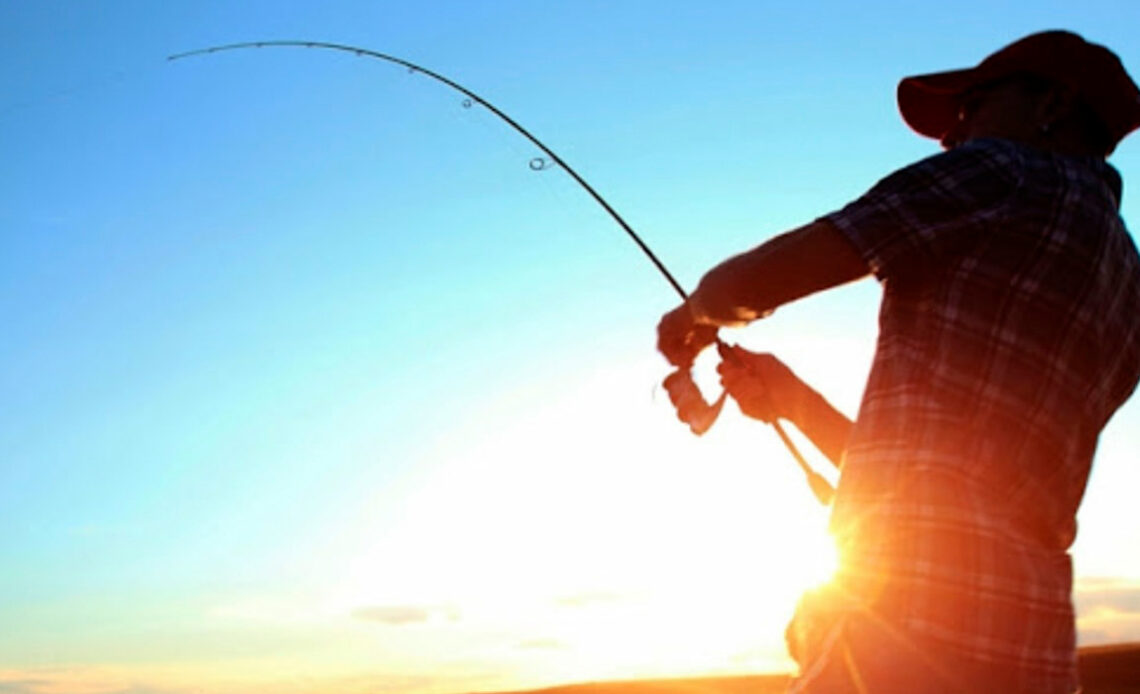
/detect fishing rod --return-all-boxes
[167,40,834,505]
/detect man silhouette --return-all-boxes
[657,31,1140,693]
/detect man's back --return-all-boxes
[825,137,1140,691]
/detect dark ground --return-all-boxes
[479,643,1140,694]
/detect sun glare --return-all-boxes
[328,356,844,684]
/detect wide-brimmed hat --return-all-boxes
[898,31,1140,150]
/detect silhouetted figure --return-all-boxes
[658,31,1140,693]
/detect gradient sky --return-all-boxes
[3,2,1140,693]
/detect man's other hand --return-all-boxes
[717,345,804,423]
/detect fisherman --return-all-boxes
[657,31,1140,693]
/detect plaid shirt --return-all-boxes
[811,138,1140,691]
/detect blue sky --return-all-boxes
[3,2,1140,693]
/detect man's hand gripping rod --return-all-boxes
[662,340,834,506]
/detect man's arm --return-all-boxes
[657,219,869,367]
[691,219,869,323]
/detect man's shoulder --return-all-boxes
[866,138,1022,201]
[909,138,1022,176]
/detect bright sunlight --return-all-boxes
[328,354,843,682]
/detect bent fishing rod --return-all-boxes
[167,40,834,505]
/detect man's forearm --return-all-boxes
[689,220,869,325]
[792,386,853,469]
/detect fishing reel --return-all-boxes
[661,340,738,435]
[661,341,836,506]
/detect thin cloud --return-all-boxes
[351,605,433,625]
[553,590,625,608]
[0,668,476,694]
[1075,577,1140,645]
[516,638,568,651]
[350,603,461,626]
[0,680,46,694]
[0,670,189,694]
[1076,578,1140,616]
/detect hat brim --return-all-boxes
[898,67,987,139]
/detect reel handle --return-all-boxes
[662,369,727,435]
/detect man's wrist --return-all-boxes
[688,282,766,328]
[686,292,711,325]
